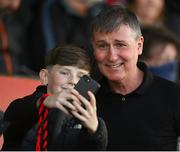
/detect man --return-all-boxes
[91,5,180,150]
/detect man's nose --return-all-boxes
[108,47,118,61]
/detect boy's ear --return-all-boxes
[39,69,48,85]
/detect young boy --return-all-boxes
[2,45,107,150]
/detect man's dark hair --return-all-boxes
[91,5,141,40]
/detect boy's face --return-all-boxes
[40,65,89,94]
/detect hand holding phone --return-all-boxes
[72,75,100,133]
[74,75,100,100]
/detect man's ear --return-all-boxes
[138,36,144,55]
[39,69,48,85]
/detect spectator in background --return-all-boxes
[0,0,34,76]
[165,0,180,40]
[139,26,180,83]
[29,0,107,76]
[127,0,165,27]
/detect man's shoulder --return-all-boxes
[153,76,180,90]
[151,76,180,101]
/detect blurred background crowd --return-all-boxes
[0,0,180,148]
[0,0,180,80]
[0,0,180,102]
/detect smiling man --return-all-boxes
[91,5,180,150]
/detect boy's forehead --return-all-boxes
[52,65,89,74]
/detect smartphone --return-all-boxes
[74,75,101,100]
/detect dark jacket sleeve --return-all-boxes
[19,108,68,151]
[20,124,38,150]
[78,117,108,150]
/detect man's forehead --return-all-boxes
[93,25,138,40]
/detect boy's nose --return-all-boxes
[68,82,76,88]
[68,76,79,87]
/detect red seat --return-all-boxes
[0,75,40,149]
[0,75,40,112]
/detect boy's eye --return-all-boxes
[77,74,83,79]
[77,73,89,80]
[77,74,84,79]
[60,71,69,75]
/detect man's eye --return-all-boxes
[97,44,108,49]
[115,43,125,48]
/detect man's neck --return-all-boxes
[108,68,144,95]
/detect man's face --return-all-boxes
[0,0,21,14]
[92,25,144,82]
